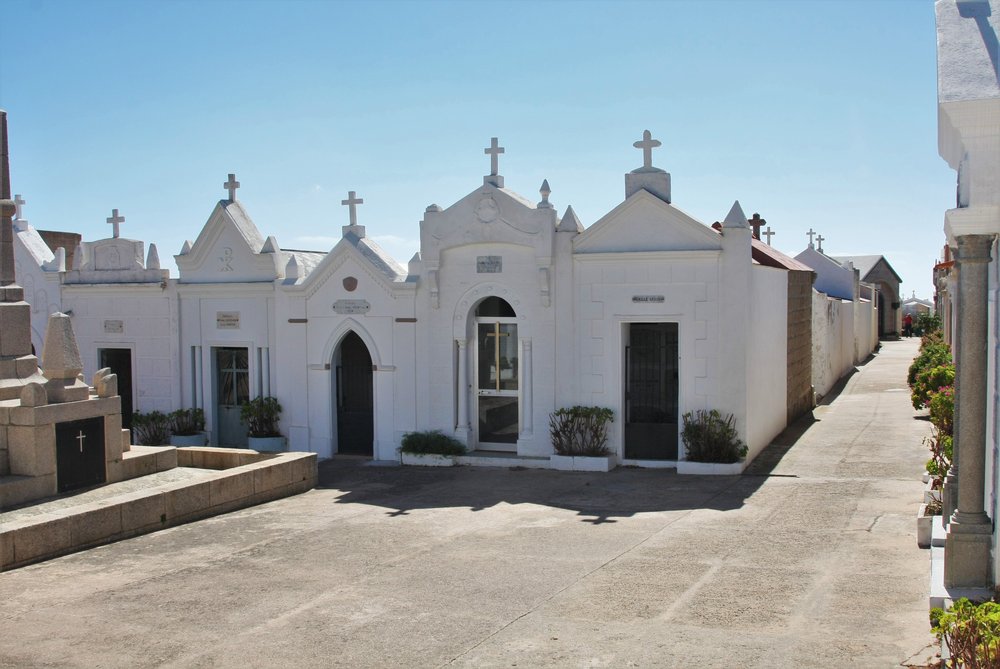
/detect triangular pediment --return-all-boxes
[175,201,280,283]
[289,234,409,299]
[574,189,722,254]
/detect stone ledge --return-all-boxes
[0,452,317,571]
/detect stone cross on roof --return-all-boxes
[485,137,504,176]
[762,226,775,245]
[106,208,124,238]
[342,190,363,227]
[13,194,25,220]
[817,234,825,253]
[633,130,661,170]
[224,173,240,201]
[806,228,816,248]
[748,213,765,240]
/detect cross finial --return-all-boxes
[806,228,816,247]
[342,190,364,227]
[485,137,505,176]
[224,173,240,201]
[747,213,766,240]
[633,130,662,169]
[816,234,825,253]
[762,226,775,245]
[106,208,124,238]
[12,194,25,220]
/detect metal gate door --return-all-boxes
[336,332,373,456]
[624,323,679,460]
[215,347,249,447]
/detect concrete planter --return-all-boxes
[248,436,287,453]
[676,459,746,476]
[924,480,942,504]
[400,452,456,467]
[917,503,933,549]
[549,454,616,472]
[169,432,207,447]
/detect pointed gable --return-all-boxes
[573,189,721,254]
[175,200,281,283]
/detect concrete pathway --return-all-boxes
[0,339,936,668]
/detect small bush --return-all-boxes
[916,312,942,338]
[400,430,466,455]
[908,341,951,389]
[169,408,205,436]
[912,363,955,410]
[241,396,282,437]
[549,406,614,456]
[132,411,171,445]
[925,431,953,491]
[929,385,954,436]
[681,409,748,464]
[931,597,1000,667]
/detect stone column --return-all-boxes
[520,338,532,438]
[945,234,994,588]
[943,251,959,527]
[455,338,470,441]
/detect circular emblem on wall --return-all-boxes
[343,276,358,292]
[475,197,499,223]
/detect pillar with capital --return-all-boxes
[944,233,994,588]
[455,338,470,443]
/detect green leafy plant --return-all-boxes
[131,410,171,445]
[240,396,282,438]
[930,385,955,436]
[549,406,614,457]
[931,598,1000,667]
[913,363,956,410]
[916,312,943,338]
[681,409,748,464]
[908,340,952,390]
[169,408,205,436]
[399,430,466,455]
[926,432,953,492]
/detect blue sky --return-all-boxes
[0,0,952,297]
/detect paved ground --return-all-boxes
[0,338,935,668]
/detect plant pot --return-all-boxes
[549,454,615,472]
[924,480,942,504]
[676,459,746,476]
[917,503,933,549]
[248,436,287,453]
[400,452,456,467]
[169,432,207,447]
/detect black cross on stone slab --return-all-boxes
[56,417,106,493]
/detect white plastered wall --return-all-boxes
[746,264,788,459]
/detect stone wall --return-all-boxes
[786,270,814,422]
[812,290,855,399]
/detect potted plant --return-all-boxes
[398,430,466,466]
[548,406,616,472]
[241,396,285,452]
[131,410,171,446]
[677,409,748,475]
[168,408,207,446]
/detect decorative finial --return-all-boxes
[538,179,552,209]
[341,190,364,227]
[485,137,504,177]
[106,208,124,238]
[806,228,816,248]
[224,173,240,201]
[816,234,825,253]
[747,213,765,240]
[762,226,775,245]
[13,194,25,221]
[633,130,661,170]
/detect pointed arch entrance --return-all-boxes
[334,331,374,456]
[474,297,519,451]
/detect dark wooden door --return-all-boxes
[624,323,679,460]
[56,417,106,492]
[336,333,373,456]
[99,348,133,429]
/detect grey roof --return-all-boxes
[222,201,265,253]
[831,255,902,283]
[344,232,408,282]
[282,250,327,279]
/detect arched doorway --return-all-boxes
[335,332,373,456]
[475,297,519,451]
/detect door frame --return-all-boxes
[95,342,136,426]
[322,320,383,459]
[210,343,253,447]
[333,330,375,457]
[473,316,520,451]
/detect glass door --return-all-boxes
[476,320,518,449]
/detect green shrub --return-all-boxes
[681,409,748,464]
[926,432,953,491]
[169,408,205,436]
[132,410,171,445]
[913,363,955,410]
[240,396,282,437]
[929,385,955,436]
[931,597,1000,667]
[908,341,951,389]
[916,312,942,338]
[399,430,466,455]
[549,406,614,456]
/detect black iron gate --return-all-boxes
[336,332,374,456]
[624,323,679,460]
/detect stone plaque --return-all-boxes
[333,299,371,315]
[103,319,124,334]
[216,311,240,329]
[477,256,502,273]
[632,295,665,303]
[55,416,106,493]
